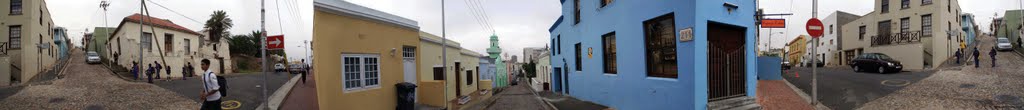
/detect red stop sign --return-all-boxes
[806,18,824,38]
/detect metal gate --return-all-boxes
[708,43,747,101]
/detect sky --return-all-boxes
[757,0,1024,50]
[48,0,313,60]
[343,0,563,62]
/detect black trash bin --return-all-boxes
[396,82,417,110]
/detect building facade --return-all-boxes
[91,27,115,60]
[548,0,758,109]
[1,0,57,85]
[840,0,963,70]
[415,32,492,109]
[961,14,978,45]
[787,35,807,65]
[313,0,420,109]
[821,11,861,66]
[105,14,230,78]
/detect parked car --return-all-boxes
[85,51,101,64]
[274,63,286,72]
[288,64,306,74]
[849,53,903,73]
[781,61,792,70]
[996,38,1013,51]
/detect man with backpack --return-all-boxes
[199,59,223,110]
[155,61,162,79]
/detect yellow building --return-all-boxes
[1,0,57,85]
[313,0,420,109]
[787,35,808,65]
[417,32,491,109]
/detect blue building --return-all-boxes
[53,27,69,60]
[962,14,978,45]
[548,0,758,109]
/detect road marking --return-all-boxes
[222,100,241,109]
[880,79,911,86]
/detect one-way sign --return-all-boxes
[267,35,284,50]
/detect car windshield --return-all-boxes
[876,54,893,60]
[87,53,98,56]
[998,39,1010,43]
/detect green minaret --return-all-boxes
[486,33,507,87]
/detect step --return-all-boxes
[708,97,759,110]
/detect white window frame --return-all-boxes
[341,54,382,93]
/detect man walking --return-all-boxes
[973,47,981,68]
[147,64,155,83]
[182,63,189,80]
[990,47,997,67]
[155,61,162,79]
[955,49,962,64]
[198,59,222,110]
[301,59,308,84]
[132,62,139,80]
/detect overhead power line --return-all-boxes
[144,0,204,24]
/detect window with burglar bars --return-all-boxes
[644,13,677,78]
[143,32,152,52]
[9,25,21,49]
[602,32,616,74]
[342,54,381,92]
[402,46,415,59]
[922,14,932,37]
[10,0,22,15]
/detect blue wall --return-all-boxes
[962,15,977,45]
[757,57,783,80]
[548,0,757,109]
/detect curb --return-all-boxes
[257,73,301,110]
[524,81,559,110]
[782,79,830,110]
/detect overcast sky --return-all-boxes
[757,0,1024,50]
[48,0,312,60]
[343,0,562,61]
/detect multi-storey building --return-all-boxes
[548,0,758,109]
[961,14,979,45]
[840,0,963,70]
[788,35,808,66]
[1,0,57,85]
[820,11,861,66]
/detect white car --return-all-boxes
[996,38,1012,51]
[86,51,101,64]
[274,63,286,72]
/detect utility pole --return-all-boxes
[260,0,270,109]
[811,0,819,106]
[100,0,110,67]
[138,0,145,81]
[440,0,448,109]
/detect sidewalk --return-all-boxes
[279,73,318,110]
[756,80,814,110]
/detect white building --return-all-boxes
[840,0,964,70]
[105,14,233,77]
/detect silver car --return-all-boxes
[997,38,1012,51]
[86,51,101,64]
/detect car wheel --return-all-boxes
[878,67,886,73]
[853,66,860,72]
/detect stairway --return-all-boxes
[708,96,761,110]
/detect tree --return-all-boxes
[523,60,537,79]
[228,31,261,57]
[205,10,233,43]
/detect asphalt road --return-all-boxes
[782,67,936,110]
[155,72,293,110]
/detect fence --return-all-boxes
[872,31,923,46]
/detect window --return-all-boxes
[557,35,561,54]
[402,46,415,58]
[165,34,174,54]
[922,14,933,37]
[37,35,41,53]
[432,66,444,80]
[342,54,381,91]
[947,0,950,12]
[859,26,866,40]
[901,0,910,9]
[551,39,556,55]
[602,32,616,74]
[184,39,191,54]
[643,13,677,78]
[38,9,42,25]
[9,25,21,49]
[10,0,21,15]
[881,0,889,13]
[923,0,932,5]
[829,25,834,34]
[900,17,910,34]
[142,32,152,52]
[574,43,581,71]
[574,0,580,24]
[467,70,474,85]
[600,0,613,8]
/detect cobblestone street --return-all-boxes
[485,80,552,110]
[0,50,199,109]
[858,35,1024,109]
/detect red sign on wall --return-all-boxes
[267,35,284,50]
[761,19,786,28]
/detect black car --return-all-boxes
[849,53,903,73]
[781,61,792,70]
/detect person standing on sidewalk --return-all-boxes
[132,62,139,80]
[155,61,162,79]
[990,47,997,67]
[198,59,222,110]
[147,64,155,83]
[955,49,962,64]
[166,65,171,79]
[301,59,308,84]
[182,63,189,80]
[973,47,981,68]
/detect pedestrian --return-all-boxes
[131,62,139,80]
[147,64,155,83]
[166,65,172,79]
[955,49,962,64]
[301,59,307,84]
[187,63,195,77]
[182,63,189,80]
[973,47,981,68]
[990,47,997,67]
[155,61,162,79]
[198,59,223,110]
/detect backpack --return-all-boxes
[217,76,228,97]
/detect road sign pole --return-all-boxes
[260,0,269,109]
[811,0,819,106]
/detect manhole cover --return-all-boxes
[85,105,104,110]
[881,79,911,86]
[959,84,976,88]
[48,98,65,103]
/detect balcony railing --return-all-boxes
[872,31,923,46]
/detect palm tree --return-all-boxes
[205,10,233,43]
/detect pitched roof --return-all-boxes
[115,13,203,36]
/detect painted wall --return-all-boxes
[757,57,782,80]
[0,0,58,83]
[840,0,963,69]
[787,35,807,65]
[548,0,757,109]
[106,21,225,77]
[312,10,419,110]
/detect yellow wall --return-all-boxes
[1,0,57,83]
[416,32,488,107]
[313,10,419,110]
[458,50,481,96]
[787,35,807,64]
